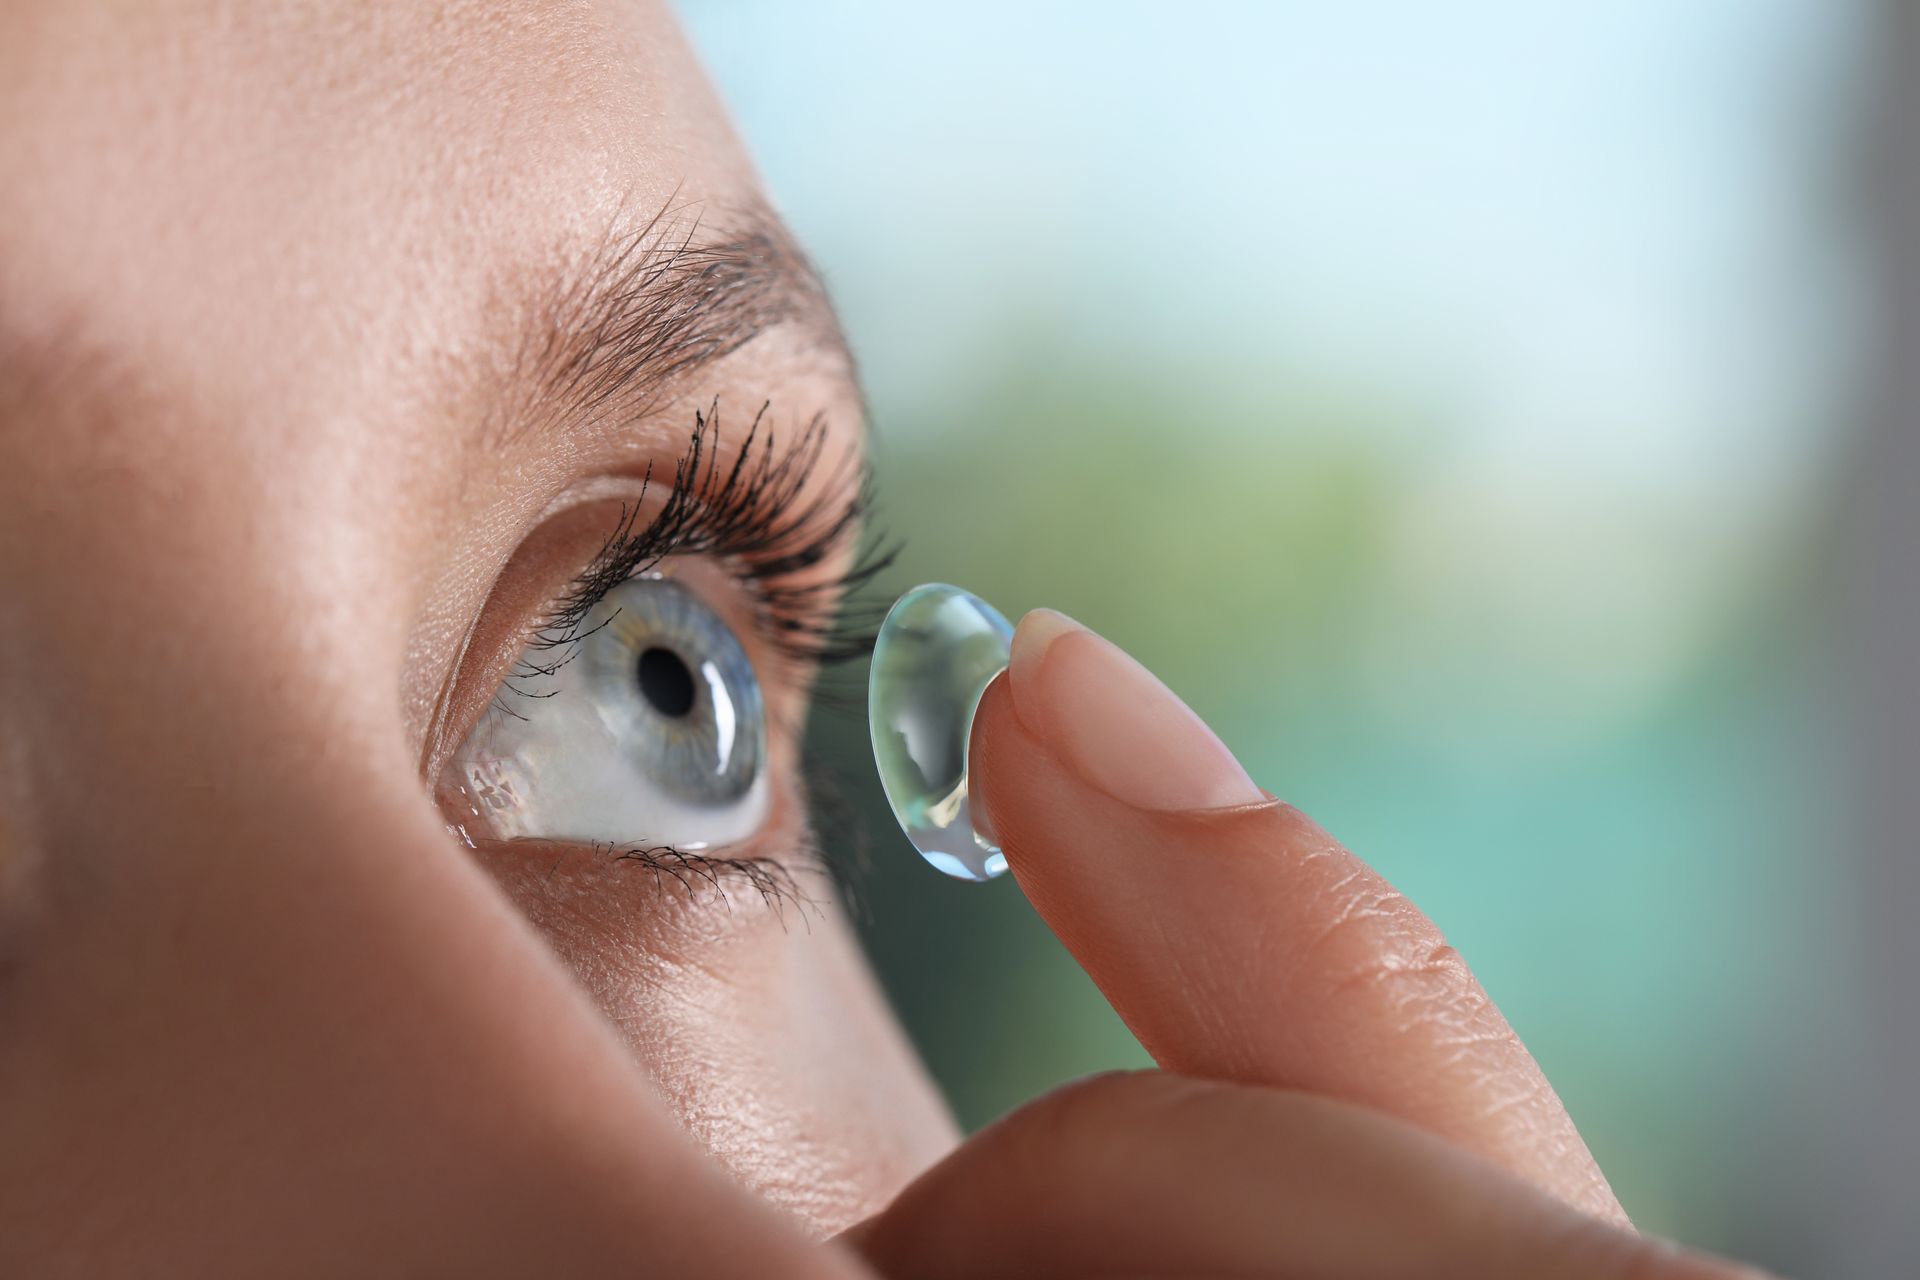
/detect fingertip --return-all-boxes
[1000,609,1262,813]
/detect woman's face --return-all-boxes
[0,0,954,1249]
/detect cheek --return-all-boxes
[628,917,957,1233]
[473,843,960,1234]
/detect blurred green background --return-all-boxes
[684,4,1869,1273]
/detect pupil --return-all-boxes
[637,646,697,718]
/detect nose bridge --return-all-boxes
[0,352,427,887]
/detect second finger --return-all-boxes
[970,608,1622,1220]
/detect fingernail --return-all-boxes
[1007,608,1264,812]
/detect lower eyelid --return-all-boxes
[606,845,817,910]
[465,834,836,925]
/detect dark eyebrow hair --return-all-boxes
[487,202,854,450]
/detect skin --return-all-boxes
[0,2,1773,1275]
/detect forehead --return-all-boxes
[0,0,778,448]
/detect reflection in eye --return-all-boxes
[445,575,769,849]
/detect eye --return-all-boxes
[444,574,769,850]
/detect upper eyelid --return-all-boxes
[423,395,885,779]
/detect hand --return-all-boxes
[841,610,1772,1279]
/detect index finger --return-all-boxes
[970,609,1624,1221]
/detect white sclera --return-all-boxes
[868,583,1013,881]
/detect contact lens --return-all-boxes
[868,583,1013,881]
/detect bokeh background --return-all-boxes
[683,5,1905,1275]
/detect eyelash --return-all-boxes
[513,398,890,688]
[494,399,892,906]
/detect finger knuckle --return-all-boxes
[1306,893,1498,1036]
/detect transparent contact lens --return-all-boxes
[869,583,1013,881]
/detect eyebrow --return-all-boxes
[488,202,854,451]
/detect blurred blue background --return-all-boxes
[683,5,1879,1274]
